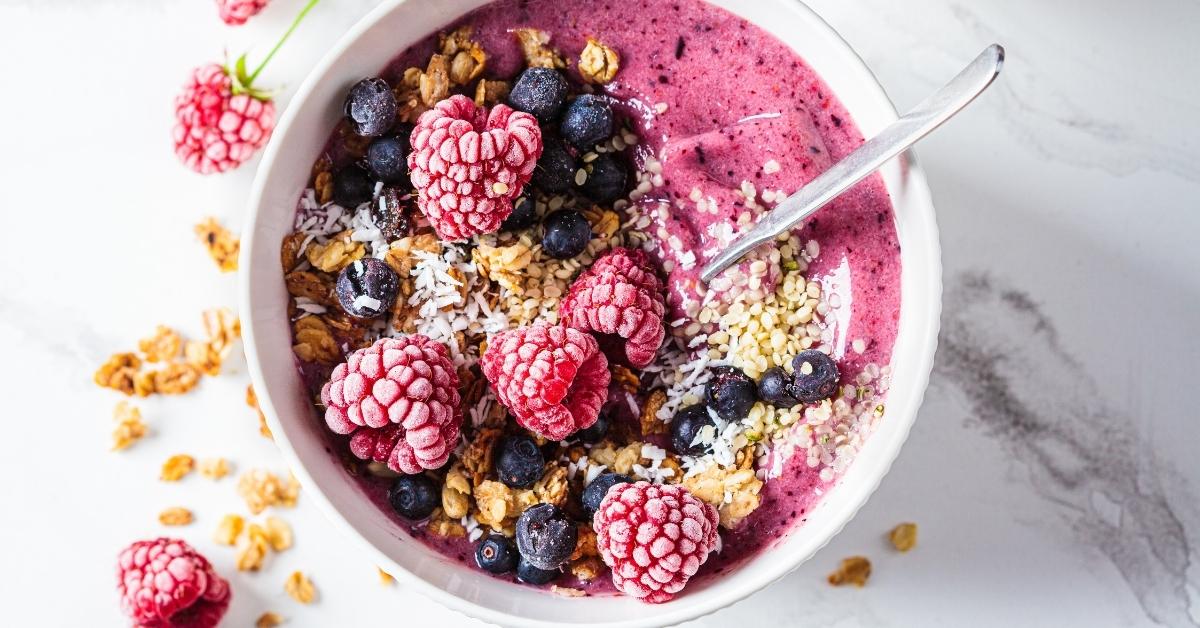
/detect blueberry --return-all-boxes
[365,135,409,184]
[371,187,413,241]
[758,366,800,408]
[344,77,397,137]
[531,138,577,194]
[789,350,841,403]
[573,413,609,444]
[387,474,438,519]
[495,435,544,489]
[336,257,400,318]
[516,556,559,584]
[508,67,568,122]
[581,472,632,519]
[333,165,374,208]
[475,534,518,574]
[501,196,537,232]
[670,404,716,456]
[541,210,592,259]
[579,153,627,204]
[560,95,614,149]
[515,503,578,570]
[705,367,758,420]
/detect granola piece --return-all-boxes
[284,571,316,604]
[280,231,307,272]
[384,233,442,276]
[265,516,293,551]
[461,427,502,486]
[194,217,240,272]
[657,456,683,484]
[439,26,487,86]
[94,353,142,395]
[570,556,604,581]
[247,384,273,438]
[514,28,566,69]
[639,389,668,436]
[472,480,536,532]
[377,567,395,585]
[132,371,156,397]
[611,442,644,475]
[827,556,871,587]
[584,207,621,240]
[611,365,640,394]
[579,38,620,84]
[473,242,533,293]
[427,508,467,538]
[215,514,245,546]
[237,523,270,571]
[474,79,511,107]
[419,54,452,107]
[682,464,763,528]
[158,507,193,526]
[199,457,231,480]
[442,464,472,520]
[285,270,336,305]
[160,454,195,482]
[183,340,221,377]
[393,67,428,123]
[238,469,300,515]
[111,401,148,451]
[138,326,182,363]
[533,464,569,508]
[888,522,918,552]
[321,310,373,350]
[569,524,598,561]
[305,231,365,272]
[256,612,284,628]
[551,585,586,598]
[291,316,341,364]
[151,363,202,395]
[314,170,335,204]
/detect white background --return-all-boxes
[1,0,1197,626]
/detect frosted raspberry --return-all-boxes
[408,95,542,241]
[173,63,275,175]
[593,482,720,604]
[481,322,610,441]
[321,335,462,474]
[215,0,270,25]
[561,247,666,368]
[116,537,231,627]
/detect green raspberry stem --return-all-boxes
[246,0,321,86]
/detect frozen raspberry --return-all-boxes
[116,537,231,627]
[561,247,666,368]
[321,335,462,474]
[215,0,270,25]
[481,322,610,440]
[593,482,720,604]
[408,95,542,241]
[173,63,275,174]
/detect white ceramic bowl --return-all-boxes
[241,0,941,625]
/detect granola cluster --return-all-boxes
[93,309,240,397]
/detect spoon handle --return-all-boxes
[699,44,1005,283]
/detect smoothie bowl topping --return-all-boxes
[278,0,899,604]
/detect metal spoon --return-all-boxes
[699,44,1005,283]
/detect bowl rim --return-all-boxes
[240,0,942,625]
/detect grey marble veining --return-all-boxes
[937,272,1196,626]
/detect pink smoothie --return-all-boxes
[302,0,901,596]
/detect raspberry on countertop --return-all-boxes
[116,537,231,627]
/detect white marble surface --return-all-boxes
[1,0,1197,626]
